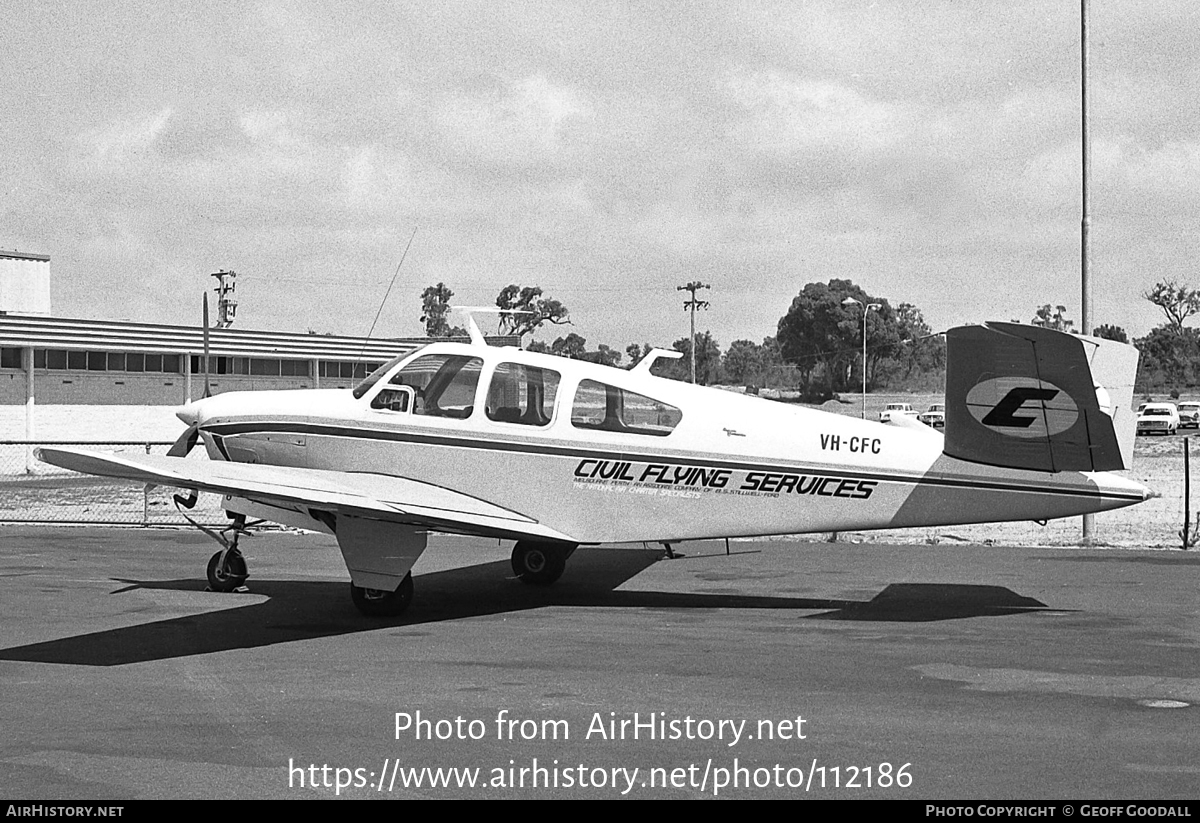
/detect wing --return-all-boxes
[35,446,577,543]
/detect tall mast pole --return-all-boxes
[1082,0,1095,544]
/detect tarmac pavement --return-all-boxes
[1,527,1198,799]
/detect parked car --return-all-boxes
[917,403,946,428]
[1177,402,1200,429]
[879,403,918,423]
[1136,402,1179,436]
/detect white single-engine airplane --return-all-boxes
[37,316,1151,616]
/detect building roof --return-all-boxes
[0,314,519,359]
[0,250,50,262]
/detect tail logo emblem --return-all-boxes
[966,378,1078,439]
[982,388,1060,428]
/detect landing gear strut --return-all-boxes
[511,541,573,586]
[350,573,414,617]
[175,498,258,593]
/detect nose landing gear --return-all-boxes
[206,544,249,592]
[175,491,257,593]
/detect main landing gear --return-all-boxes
[511,541,575,586]
[350,573,415,617]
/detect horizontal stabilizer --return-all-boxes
[943,322,1137,473]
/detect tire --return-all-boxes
[350,573,414,617]
[207,549,248,592]
[511,541,568,586]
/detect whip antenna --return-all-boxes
[356,226,418,369]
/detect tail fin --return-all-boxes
[944,322,1138,472]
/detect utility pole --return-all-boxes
[677,281,709,384]
[1081,0,1095,545]
[210,270,239,329]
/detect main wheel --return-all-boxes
[511,541,567,586]
[350,573,414,617]
[207,549,248,592]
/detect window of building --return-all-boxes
[486,362,560,426]
[280,359,309,377]
[249,358,280,376]
[1,348,21,369]
[571,380,681,436]
[371,354,483,419]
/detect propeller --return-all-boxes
[167,424,200,457]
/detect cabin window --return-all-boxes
[486,363,560,426]
[373,354,483,419]
[571,380,681,436]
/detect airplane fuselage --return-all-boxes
[188,341,1148,545]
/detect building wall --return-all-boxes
[0,253,51,315]
[0,368,342,405]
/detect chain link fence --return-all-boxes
[0,437,1191,549]
[0,442,228,525]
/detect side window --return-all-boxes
[571,380,681,437]
[370,354,483,419]
[486,363,560,426]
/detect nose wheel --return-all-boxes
[207,546,249,592]
[175,497,258,593]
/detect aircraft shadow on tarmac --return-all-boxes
[0,550,1051,666]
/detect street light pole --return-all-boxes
[843,298,881,419]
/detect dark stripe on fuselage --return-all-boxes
[200,420,1145,503]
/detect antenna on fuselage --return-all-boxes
[354,225,418,373]
[450,306,534,348]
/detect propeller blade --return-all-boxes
[167,424,200,457]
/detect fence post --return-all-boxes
[143,442,152,526]
[1184,437,1191,551]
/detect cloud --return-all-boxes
[725,71,903,156]
[74,108,173,163]
[432,74,592,173]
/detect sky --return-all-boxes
[3,0,1199,355]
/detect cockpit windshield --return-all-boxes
[351,347,429,399]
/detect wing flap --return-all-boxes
[35,447,576,542]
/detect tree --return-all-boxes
[1135,326,1200,389]
[670,332,721,385]
[1144,280,1200,335]
[1093,324,1129,343]
[723,339,764,386]
[1031,304,1074,332]
[419,283,464,337]
[585,344,623,367]
[550,332,589,359]
[495,285,571,338]
[776,279,899,397]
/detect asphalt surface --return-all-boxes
[1,526,1198,799]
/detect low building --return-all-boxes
[0,313,518,405]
